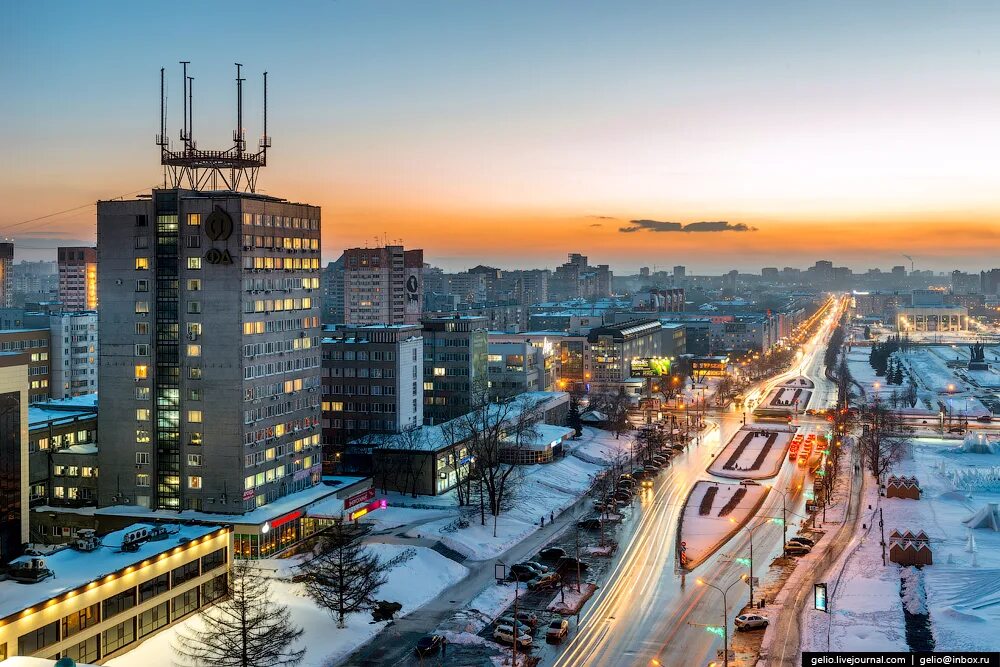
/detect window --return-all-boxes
[186,235,201,248]
[202,573,228,603]
[190,431,203,446]
[136,473,150,487]
[134,364,148,380]
[138,602,170,638]
[63,635,100,664]
[171,588,200,619]
[136,408,150,421]
[136,279,149,292]
[18,620,60,655]
[188,388,202,401]
[102,618,136,655]
[135,301,149,314]
[62,603,100,638]
[187,301,202,314]
[187,344,201,357]
[135,452,150,465]
[187,453,203,467]
[139,573,170,602]
[136,386,150,400]
[102,588,137,620]
[135,236,149,249]
[423,382,434,391]
[135,343,150,356]
[187,279,202,291]
[135,257,149,270]
[188,410,203,423]
[135,322,149,335]
[433,367,446,377]
[171,560,200,587]
[188,256,202,270]
[187,322,202,337]
[201,547,227,572]
[136,214,148,227]
[136,429,151,443]
[187,213,201,226]
[189,367,203,380]
[188,475,202,489]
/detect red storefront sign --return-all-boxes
[242,488,255,501]
[344,487,375,510]
[349,498,387,521]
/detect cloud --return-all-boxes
[589,223,603,227]
[586,215,617,220]
[618,219,757,233]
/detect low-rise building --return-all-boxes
[0,352,29,565]
[0,328,50,403]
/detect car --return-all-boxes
[539,547,567,561]
[788,535,816,547]
[651,455,667,464]
[948,426,966,434]
[739,479,760,486]
[593,500,612,512]
[415,635,445,656]
[527,572,561,590]
[577,517,603,530]
[522,560,548,573]
[614,489,633,502]
[619,473,634,481]
[632,468,649,479]
[510,563,544,579]
[784,542,812,556]
[671,443,685,451]
[641,479,654,489]
[556,556,590,572]
[498,617,534,635]
[506,610,539,628]
[643,465,658,474]
[977,415,993,423]
[546,619,570,643]
[618,478,637,489]
[734,614,770,631]
[493,625,533,648]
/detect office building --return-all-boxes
[673,265,686,283]
[0,523,231,663]
[0,328,50,403]
[487,338,546,396]
[421,315,488,424]
[549,253,612,301]
[321,324,423,472]
[57,247,99,311]
[341,245,423,325]
[97,189,322,513]
[586,319,663,393]
[48,312,98,399]
[0,352,29,564]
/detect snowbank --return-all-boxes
[678,481,768,570]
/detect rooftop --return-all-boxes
[0,523,223,620]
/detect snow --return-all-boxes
[708,425,794,480]
[106,544,468,667]
[679,482,768,569]
[546,582,597,614]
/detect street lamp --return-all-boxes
[696,574,748,667]
[763,483,791,552]
[729,517,771,607]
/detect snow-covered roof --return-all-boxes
[503,424,575,451]
[0,523,223,620]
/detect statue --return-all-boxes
[969,341,988,370]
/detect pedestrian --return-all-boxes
[540,515,545,527]
[550,511,554,523]
[442,636,447,659]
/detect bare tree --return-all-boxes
[858,396,912,480]
[608,386,631,440]
[173,560,304,667]
[302,523,415,628]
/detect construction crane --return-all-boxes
[902,254,914,272]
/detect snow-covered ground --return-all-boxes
[801,438,1000,653]
[708,425,794,480]
[679,481,768,569]
[107,544,467,667]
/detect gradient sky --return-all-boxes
[3,1,1000,273]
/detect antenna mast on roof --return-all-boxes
[156,62,270,192]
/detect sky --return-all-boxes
[2,1,1000,274]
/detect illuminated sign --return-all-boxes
[814,583,828,612]
[349,498,387,521]
[269,510,303,530]
[631,357,672,378]
[344,487,375,510]
[242,488,255,501]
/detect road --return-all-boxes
[549,297,845,667]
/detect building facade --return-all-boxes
[97,189,322,514]
[0,353,29,565]
[341,245,423,325]
[487,339,546,396]
[0,328,51,403]
[0,243,13,308]
[321,324,423,473]
[421,316,488,424]
[57,247,99,311]
[49,312,98,399]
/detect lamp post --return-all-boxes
[764,484,791,553]
[730,518,772,607]
[696,574,748,667]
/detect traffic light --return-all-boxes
[705,625,725,637]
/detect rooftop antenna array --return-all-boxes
[157,62,270,193]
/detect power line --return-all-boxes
[0,186,156,234]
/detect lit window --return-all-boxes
[188,476,202,489]
[135,258,149,270]
[187,454,203,467]
[188,410,203,423]
[188,257,201,270]
[187,344,201,357]
[423,382,434,391]
[136,474,150,487]
[134,365,148,380]
[187,279,202,291]
[135,301,149,314]
[136,409,150,421]
[187,323,202,337]
[136,429,151,443]
[433,367,446,377]
[187,213,201,226]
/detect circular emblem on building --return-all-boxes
[204,206,234,241]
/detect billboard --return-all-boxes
[631,357,672,378]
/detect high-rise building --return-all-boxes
[421,315,488,424]
[341,245,423,325]
[0,328,50,403]
[982,268,1000,295]
[549,253,612,301]
[321,324,423,472]
[0,243,13,308]
[321,256,345,324]
[97,189,322,513]
[49,311,98,399]
[57,246,99,311]
[0,352,28,564]
[673,265,686,282]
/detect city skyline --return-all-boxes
[4,1,1000,273]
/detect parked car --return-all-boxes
[977,415,993,423]
[734,614,769,631]
[497,617,534,635]
[651,456,667,465]
[493,625,533,648]
[577,517,603,530]
[527,572,561,590]
[641,479,654,489]
[784,542,812,556]
[671,443,685,451]
[522,560,548,573]
[615,489,633,502]
[510,563,544,579]
[788,535,815,547]
[546,619,570,643]
[539,547,567,561]
[415,635,445,656]
[948,426,966,434]
[739,479,760,486]
[643,465,658,474]
[506,610,539,628]
[556,556,590,572]
[618,479,637,490]
[632,469,650,479]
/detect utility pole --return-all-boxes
[879,507,886,566]
[512,575,519,665]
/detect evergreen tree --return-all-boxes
[173,560,305,667]
[567,393,583,438]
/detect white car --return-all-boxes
[734,614,769,631]
[493,625,533,648]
